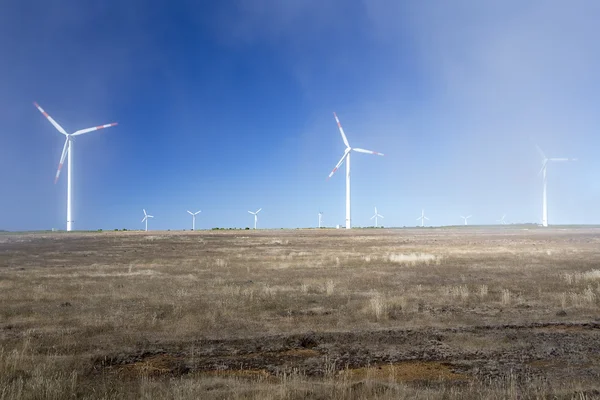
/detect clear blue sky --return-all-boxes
[1,1,599,230]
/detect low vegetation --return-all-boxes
[1,228,599,398]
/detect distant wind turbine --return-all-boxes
[34,102,118,231]
[248,208,262,230]
[318,211,323,228]
[460,215,472,225]
[370,207,384,228]
[417,209,429,227]
[327,112,384,229]
[142,209,154,231]
[187,210,201,231]
[536,145,577,227]
[497,214,507,225]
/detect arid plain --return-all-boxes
[1,227,600,399]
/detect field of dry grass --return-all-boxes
[1,227,600,399]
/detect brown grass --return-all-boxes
[1,227,600,398]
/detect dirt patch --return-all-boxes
[195,369,273,381]
[116,353,189,378]
[339,361,467,382]
[278,348,320,357]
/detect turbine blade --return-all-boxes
[71,122,118,136]
[535,144,546,160]
[379,215,384,219]
[33,102,68,135]
[333,112,350,148]
[424,216,430,220]
[467,215,472,219]
[143,209,147,216]
[256,208,262,213]
[353,148,384,156]
[54,137,69,184]
[147,215,154,218]
[141,217,146,223]
[371,215,376,219]
[327,151,349,179]
[548,158,570,162]
[187,210,193,215]
[248,211,254,215]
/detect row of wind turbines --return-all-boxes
[326,112,576,229]
[34,103,576,231]
[141,208,262,231]
[141,206,503,231]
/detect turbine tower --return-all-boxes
[248,208,262,230]
[536,145,576,227]
[142,209,154,232]
[370,207,384,227]
[417,209,429,227]
[497,214,507,225]
[327,112,384,229]
[460,215,472,225]
[187,210,201,231]
[34,102,118,231]
[318,211,323,228]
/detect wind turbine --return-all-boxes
[460,215,472,225]
[536,145,577,227]
[370,207,384,228]
[417,209,429,227]
[248,208,262,230]
[34,102,117,231]
[187,210,201,230]
[497,214,507,225]
[327,112,384,229]
[142,209,154,231]
[318,211,323,228]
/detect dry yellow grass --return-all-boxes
[1,227,600,398]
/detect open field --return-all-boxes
[1,228,600,399]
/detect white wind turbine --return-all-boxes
[460,215,472,225]
[417,209,429,227]
[141,209,154,231]
[187,210,201,231]
[318,211,323,228]
[34,102,117,231]
[248,208,262,230]
[327,112,384,229]
[370,207,384,228]
[497,214,507,225]
[536,145,577,227]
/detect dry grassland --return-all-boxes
[1,227,600,399]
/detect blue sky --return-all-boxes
[1,0,599,230]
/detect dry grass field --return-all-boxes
[1,227,600,399]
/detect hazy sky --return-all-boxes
[1,0,599,230]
